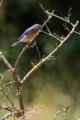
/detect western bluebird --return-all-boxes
[11,24,42,47]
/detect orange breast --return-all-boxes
[21,29,39,43]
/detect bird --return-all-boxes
[11,24,42,47]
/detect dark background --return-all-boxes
[0,0,80,119]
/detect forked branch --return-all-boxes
[21,21,79,84]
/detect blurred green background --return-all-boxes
[0,0,80,119]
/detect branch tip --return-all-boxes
[39,3,45,11]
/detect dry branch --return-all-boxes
[0,51,12,69]
[14,46,29,70]
[0,110,22,120]
[0,51,24,116]
[21,21,79,84]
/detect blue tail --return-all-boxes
[11,41,20,47]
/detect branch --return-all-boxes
[0,51,24,116]
[42,12,52,27]
[35,40,42,60]
[1,112,14,120]
[11,69,24,115]
[42,22,61,42]
[40,4,80,35]
[0,110,22,120]
[46,11,80,35]
[0,51,12,70]
[21,21,79,84]
[39,3,73,25]
[1,88,14,108]
[46,10,73,25]
[14,46,29,70]
[0,105,13,112]
[42,30,61,42]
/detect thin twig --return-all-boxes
[0,70,10,84]
[45,10,74,26]
[35,40,42,61]
[0,51,12,70]
[53,33,62,40]
[74,31,80,35]
[1,89,14,108]
[2,81,16,88]
[42,14,52,28]
[14,46,29,70]
[47,11,80,35]
[0,110,22,120]
[1,112,14,120]
[67,7,72,21]
[44,24,62,42]
[0,73,14,107]
[63,23,70,32]
[0,105,14,112]
[42,31,61,42]
[45,23,52,34]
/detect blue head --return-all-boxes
[30,24,42,32]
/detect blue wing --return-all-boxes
[18,27,32,42]
[11,27,32,47]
